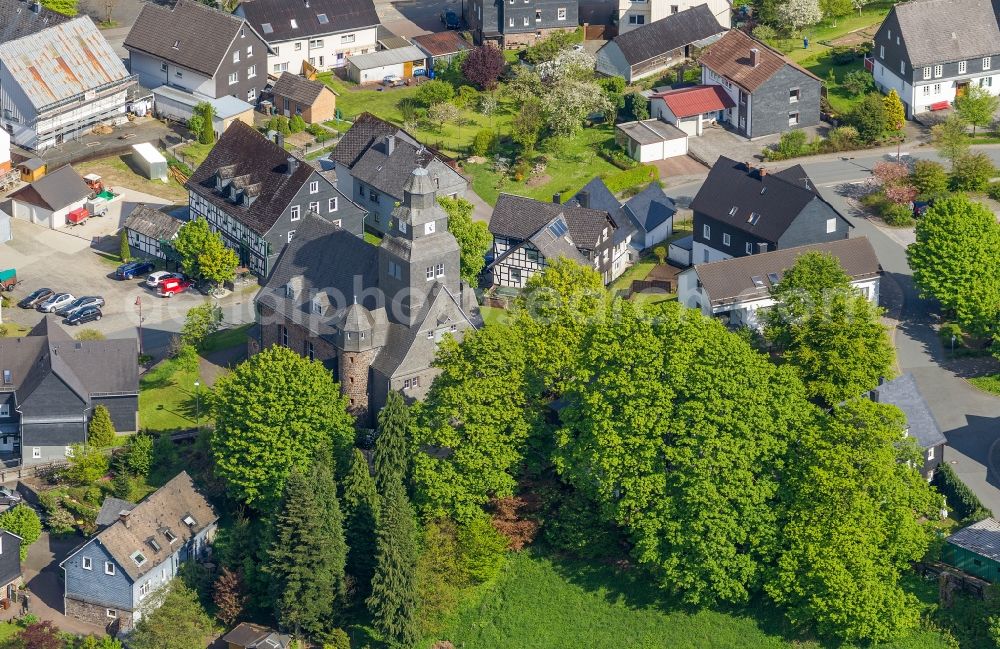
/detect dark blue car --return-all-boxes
[116,260,156,280]
[65,306,102,326]
[442,10,460,28]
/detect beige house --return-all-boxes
[270,72,338,123]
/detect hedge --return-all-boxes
[603,164,659,195]
[933,463,993,523]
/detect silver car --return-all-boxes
[0,487,22,506]
[37,292,75,313]
[56,295,105,317]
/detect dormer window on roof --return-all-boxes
[183,515,197,528]
[148,537,162,552]
[290,18,298,28]
[163,528,178,544]
[131,551,147,566]
[317,13,328,23]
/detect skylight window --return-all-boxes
[767,272,780,284]
[261,22,273,34]
[183,515,197,528]
[171,40,179,49]
[747,212,761,225]
[760,186,767,195]
[290,18,298,28]
[317,13,329,23]
[728,206,737,216]
[751,275,765,288]
[548,217,568,237]
[148,538,162,552]
[163,528,178,543]
[131,551,147,567]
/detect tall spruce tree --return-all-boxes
[266,464,347,640]
[342,448,380,602]
[374,392,411,493]
[367,478,419,648]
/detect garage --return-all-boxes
[615,119,689,162]
[8,165,91,230]
[152,86,254,141]
[345,46,428,84]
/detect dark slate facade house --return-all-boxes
[0,317,138,466]
[488,193,633,287]
[690,157,851,264]
[124,0,270,105]
[566,177,675,251]
[329,113,467,236]
[595,4,726,83]
[186,120,364,278]
[0,530,22,601]
[61,472,218,632]
[871,0,1000,118]
[699,29,822,139]
[871,373,947,480]
[467,0,579,48]
[253,168,481,424]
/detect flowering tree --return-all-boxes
[776,0,822,31]
[541,78,612,137]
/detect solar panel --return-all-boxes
[548,217,568,237]
[317,13,329,23]
[261,22,273,34]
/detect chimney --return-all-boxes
[119,511,131,528]
[30,0,40,12]
[552,193,561,204]
[757,242,768,254]
[386,134,395,155]
[275,131,284,149]
[578,190,590,208]
[286,156,299,175]
[750,48,760,68]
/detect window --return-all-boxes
[273,62,288,73]
[247,88,256,102]
[228,72,238,85]
[163,529,178,544]
[399,219,408,234]
[309,201,319,213]
[287,230,296,243]
[281,326,288,346]
[628,14,645,24]
[900,60,905,75]
[879,45,884,59]
[928,446,935,461]
[934,83,941,93]
[233,50,240,63]
[511,268,522,283]
[82,557,92,570]
[31,448,40,459]
[535,9,541,21]
[106,609,117,619]
[922,66,931,80]
[523,16,529,25]
[175,70,183,78]
[557,7,566,19]
[290,205,301,221]
[328,197,338,211]
[959,60,967,74]
[341,34,355,44]
[508,17,514,26]
[309,38,324,48]
[2,370,9,384]
[290,18,298,28]
[887,29,891,39]
[0,404,7,418]
[789,87,799,103]
[702,249,709,263]
[702,224,710,239]
[139,582,151,599]
[309,180,319,194]
[985,56,993,70]
[273,45,279,55]
[789,111,800,125]
[745,242,753,254]
[160,62,167,72]
[388,261,402,279]
[247,45,253,57]
[240,26,245,37]
[105,562,116,576]
[671,4,678,12]
[425,266,434,281]
[934,64,943,77]
[424,221,435,234]
[247,65,256,78]
[723,233,731,246]
[982,76,994,87]
[436,263,444,277]
[923,85,930,96]
[826,218,837,233]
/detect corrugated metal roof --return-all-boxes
[151,85,253,119]
[347,45,426,70]
[948,519,1000,562]
[0,16,132,111]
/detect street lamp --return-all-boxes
[951,334,956,356]
[194,380,201,432]
[134,296,143,355]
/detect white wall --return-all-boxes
[265,26,379,74]
[130,51,215,96]
[350,61,408,84]
[618,0,731,33]
[10,200,52,228]
[703,66,748,135]
[668,240,691,266]
[692,240,732,264]
[639,218,673,250]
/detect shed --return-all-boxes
[151,86,254,140]
[668,233,693,266]
[18,158,45,182]
[943,519,1000,582]
[615,119,688,162]
[131,143,168,182]
[8,165,91,229]
[123,204,183,259]
[412,31,474,68]
[0,207,11,244]
[346,46,428,84]
[270,72,338,123]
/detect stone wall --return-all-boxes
[502,26,575,49]
[65,597,133,632]
[258,305,339,367]
[339,348,379,424]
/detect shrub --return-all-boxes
[288,114,306,133]
[846,93,891,142]
[523,27,583,64]
[457,515,508,583]
[471,129,495,156]
[988,181,1000,200]
[599,144,638,170]
[416,79,455,106]
[827,125,860,150]
[939,322,964,349]
[455,84,480,108]
[950,152,996,191]
[751,24,778,45]
[880,202,915,227]
[830,46,859,65]
[912,159,950,196]
[841,69,874,96]
[627,92,649,121]
[398,97,419,122]
[776,130,808,157]
[604,164,658,194]
[933,463,992,522]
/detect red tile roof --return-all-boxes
[412,30,474,57]
[699,30,821,92]
[653,85,735,118]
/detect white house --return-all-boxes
[651,84,734,136]
[236,0,380,75]
[8,165,91,229]
[345,46,428,84]
[616,0,730,33]
[677,237,881,329]
[615,119,688,162]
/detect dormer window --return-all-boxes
[183,515,196,528]
[285,284,295,298]
[312,299,323,315]
[131,551,146,566]
[163,528,178,544]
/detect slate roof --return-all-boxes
[690,157,849,242]
[607,4,725,66]
[95,497,136,528]
[616,119,687,145]
[238,0,379,42]
[565,177,621,215]
[223,622,291,649]
[699,29,821,91]
[653,84,735,118]
[490,193,617,250]
[0,17,134,112]
[271,72,333,106]
[82,472,217,582]
[623,183,676,233]
[872,373,947,450]
[124,0,248,78]
[185,121,318,236]
[891,0,1000,66]
[330,112,412,168]
[693,237,881,307]
[948,519,1000,562]
[123,204,183,241]
[347,46,427,70]
[347,132,465,200]
[412,30,474,57]
[0,0,70,43]
[9,165,90,211]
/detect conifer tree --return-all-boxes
[373,392,410,493]
[87,405,116,448]
[367,478,419,648]
[342,448,379,602]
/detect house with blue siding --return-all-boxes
[60,472,218,632]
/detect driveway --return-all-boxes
[18,532,100,636]
[375,0,458,38]
[686,123,828,167]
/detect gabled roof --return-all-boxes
[699,29,821,92]
[8,165,90,211]
[124,0,251,78]
[565,177,621,215]
[412,30,474,57]
[605,4,725,66]
[616,119,687,145]
[948,518,1000,562]
[890,0,1000,66]
[653,84,735,118]
[349,133,464,201]
[871,373,947,450]
[185,121,319,236]
[95,497,136,529]
[271,72,334,107]
[223,622,291,649]
[0,17,134,112]
[623,183,676,233]
[690,157,849,242]
[237,0,379,42]
[0,0,70,42]
[347,45,426,70]
[123,204,183,242]
[330,112,411,168]
[490,193,617,250]
[692,237,881,307]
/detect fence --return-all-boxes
[623,278,674,299]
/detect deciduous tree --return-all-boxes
[13,621,62,649]
[87,405,116,448]
[212,567,246,627]
[65,444,109,486]
[911,159,949,196]
[950,151,996,191]
[776,0,822,31]
[123,433,153,477]
[415,79,454,106]
[181,303,223,350]
[511,99,543,154]
[931,113,970,167]
[0,505,41,561]
[128,582,215,649]
[367,479,419,648]
[171,217,238,285]
[956,84,1000,135]
[461,46,505,90]
[439,196,491,285]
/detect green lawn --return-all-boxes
[200,323,253,355]
[176,141,215,168]
[969,373,1000,395]
[139,356,201,432]
[0,322,31,337]
[0,622,18,641]
[480,305,510,326]
[777,4,893,65]
[430,552,953,649]
[800,53,866,114]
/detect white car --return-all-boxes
[37,292,75,313]
[146,271,181,288]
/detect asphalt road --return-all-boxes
[665,145,1000,513]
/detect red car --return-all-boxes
[157,277,192,297]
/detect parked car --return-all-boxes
[56,295,105,317]
[158,277,192,298]
[116,260,156,280]
[17,287,52,309]
[37,292,75,313]
[441,9,460,28]
[145,271,185,288]
[382,75,404,87]
[65,306,102,326]
[0,487,22,506]
[912,199,934,218]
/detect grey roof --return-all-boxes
[490,193,617,250]
[9,165,90,211]
[871,373,947,449]
[21,421,86,446]
[19,158,44,172]
[95,497,136,528]
[0,17,134,112]
[123,204,183,241]
[693,237,881,307]
[892,0,1000,66]
[238,0,379,42]
[565,177,621,215]
[527,213,590,266]
[377,25,412,50]
[616,119,687,145]
[604,3,725,66]
[0,0,70,42]
[223,622,291,649]
[947,518,1000,562]
[623,183,676,234]
[124,0,249,78]
[271,72,332,107]
[151,86,254,120]
[349,133,465,201]
[347,45,426,70]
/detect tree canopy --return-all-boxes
[0,505,41,561]
[170,217,239,285]
[440,196,492,285]
[127,582,215,649]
